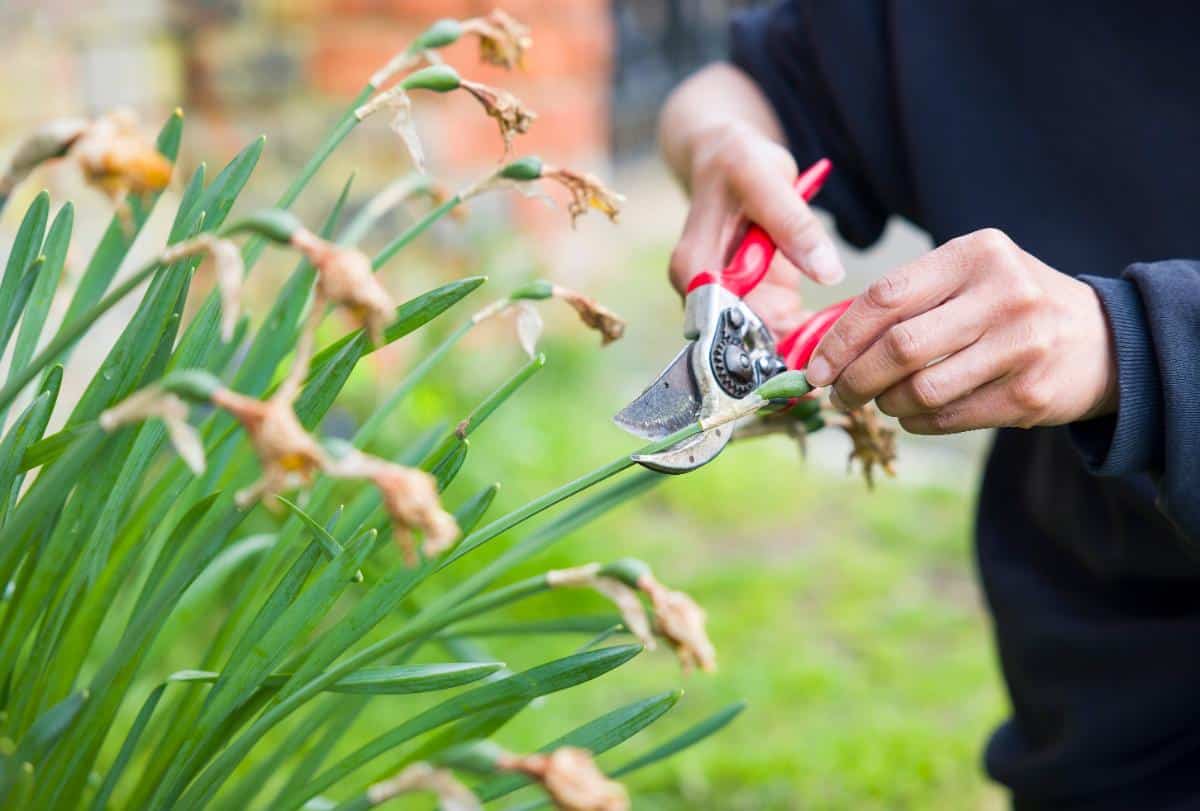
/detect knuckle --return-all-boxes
[1011,374,1053,413]
[1007,277,1043,310]
[910,372,945,410]
[884,324,922,365]
[930,409,961,432]
[865,272,907,310]
[970,227,1015,261]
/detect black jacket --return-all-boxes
[731,3,1200,809]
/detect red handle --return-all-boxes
[777,298,852,370]
[686,158,832,296]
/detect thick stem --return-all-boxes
[371,195,462,271]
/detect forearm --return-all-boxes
[658,62,787,192]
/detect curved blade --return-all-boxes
[613,345,701,440]
[631,425,732,474]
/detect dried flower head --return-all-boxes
[0,118,88,198]
[497,748,629,811]
[546,564,655,650]
[100,386,206,475]
[329,451,460,565]
[550,285,625,345]
[637,572,717,674]
[71,109,173,199]
[836,404,897,488]
[461,10,533,69]
[291,228,396,347]
[541,166,624,226]
[460,80,536,156]
[212,387,329,508]
[367,762,481,811]
[161,235,245,342]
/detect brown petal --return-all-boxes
[459,80,536,155]
[551,286,626,345]
[542,167,624,226]
[367,762,481,810]
[291,229,396,347]
[462,10,533,70]
[638,573,717,675]
[838,405,897,489]
[498,748,629,811]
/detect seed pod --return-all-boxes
[499,155,544,182]
[411,18,464,52]
[400,64,463,93]
[755,370,813,401]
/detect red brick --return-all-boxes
[308,23,415,96]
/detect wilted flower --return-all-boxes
[637,572,717,674]
[837,404,897,488]
[100,386,206,475]
[541,166,624,226]
[367,762,481,811]
[547,564,655,650]
[211,386,329,508]
[497,747,629,811]
[460,79,536,155]
[550,285,625,345]
[160,235,244,342]
[461,10,533,69]
[290,228,396,347]
[0,110,172,224]
[0,118,88,199]
[329,450,460,565]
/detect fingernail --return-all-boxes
[803,242,845,285]
[807,354,832,386]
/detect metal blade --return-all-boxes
[631,425,732,474]
[612,345,702,440]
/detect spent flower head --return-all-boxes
[367,762,481,811]
[542,165,624,226]
[459,79,536,155]
[637,571,717,674]
[461,9,533,69]
[497,747,629,811]
[549,284,625,345]
[0,118,88,198]
[329,450,460,565]
[211,386,330,509]
[290,228,396,347]
[837,404,897,488]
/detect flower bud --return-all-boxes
[400,64,462,93]
[411,18,464,51]
[499,155,544,182]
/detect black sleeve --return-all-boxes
[728,0,904,249]
[1070,261,1200,537]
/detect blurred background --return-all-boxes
[0,0,1003,807]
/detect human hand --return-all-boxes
[666,121,846,339]
[805,229,1118,434]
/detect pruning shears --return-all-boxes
[613,158,851,473]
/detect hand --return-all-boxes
[667,120,846,338]
[804,228,1118,434]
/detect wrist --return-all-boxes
[1080,282,1120,420]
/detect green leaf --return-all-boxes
[441,615,621,640]
[0,366,59,523]
[167,662,503,695]
[12,689,88,766]
[0,191,48,340]
[431,438,469,491]
[269,645,643,811]
[611,701,747,778]
[453,483,501,535]
[2,203,73,418]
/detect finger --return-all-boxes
[875,334,1008,418]
[727,158,845,285]
[668,188,738,296]
[899,376,1024,435]
[834,294,990,410]
[806,245,970,386]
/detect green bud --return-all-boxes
[498,155,544,181]
[410,18,463,51]
[437,740,508,773]
[786,397,822,421]
[159,369,222,402]
[400,64,462,93]
[508,279,554,300]
[802,413,826,434]
[601,557,653,587]
[220,208,303,243]
[754,370,813,401]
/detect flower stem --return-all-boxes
[372,194,463,271]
